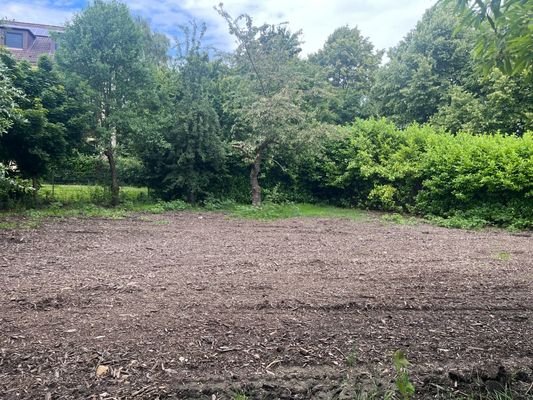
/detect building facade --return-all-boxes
[0,21,64,64]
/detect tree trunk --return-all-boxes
[31,177,40,191]
[104,148,119,207]
[31,177,40,203]
[187,190,196,205]
[250,153,262,206]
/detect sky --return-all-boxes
[1,0,436,56]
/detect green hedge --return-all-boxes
[306,119,533,228]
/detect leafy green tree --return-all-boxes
[216,6,311,206]
[480,67,533,134]
[55,0,157,205]
[0,52,70,186]
[0,57,24,136]
[432,67,532,134]
[372,4,475,126]
[430,85,486,133]
[135,23,225,203]
[137,18,171,66]
[309,26,383,124]
[440,0,533,74]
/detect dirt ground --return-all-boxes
[1,212,532,399]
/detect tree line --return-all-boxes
[1,0,531,227]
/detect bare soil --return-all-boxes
[1,212,532,399]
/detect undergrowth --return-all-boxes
[1,184,530,231]
[342,351,524,400]
[213,201,365,220]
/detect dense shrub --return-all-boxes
[416,131,533,228]
[0,164,34,209]
[300,119,532,228]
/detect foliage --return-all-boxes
[0,52,77,183]
[216,5,313,205]
[440,0,533,74]
[393,350,415,400]
[0,57,24,136]
[306,119,532,228]
[372,4,475,126]
[0,163,34,209]
[46,154,145,187]
[309,26,383,124]
[372,2,531,134]
[432,67,533,135]
[55,0,159,205]
[135,22,225,203]
[430,85,486,133]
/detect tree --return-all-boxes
[372,4,475,126]
[431,67,532,135]
[0,57,23,136]
[0,52,70,186]
[309,26,383,124]
[216,5,310,206]
[55,0,157,205]
[440,0,533,74]
[430,85,486,133]
[136,18,171,66]
[135,22,225,203]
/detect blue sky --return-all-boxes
[2,0,436,56]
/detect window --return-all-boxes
[5,32,23,49]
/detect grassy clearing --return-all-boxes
[0,200,191,229]
[0,197,365,230]
[39,184,148,204]
[213,201,365,220]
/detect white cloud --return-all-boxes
[123,0,436,55]
[2,0,436,55]
[1,1,76,26]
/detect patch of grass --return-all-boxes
[223,202,365,221]
[0,214,52,230]
[345,346,358,367]
[427,215,488,230]
[39,184,149,205]
[232,393,249,400]
[0,221,19,229]
[6,185,528,233]
[152,219,170,225]
[0,201,363,230]
[0,198,194,230]
[381,213,419,225]
[495,251,511,261]
[25,204,129,219]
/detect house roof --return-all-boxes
[1,21,64,64]
[1,21,64,37]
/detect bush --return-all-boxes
[0,164,34,209]
[367,184,400,211]
[309,119,533,228]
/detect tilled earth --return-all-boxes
[0,212,532,399]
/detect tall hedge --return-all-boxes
[306,119,532,228]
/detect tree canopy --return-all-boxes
[440,0,533,74]
[55,0,159,205]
